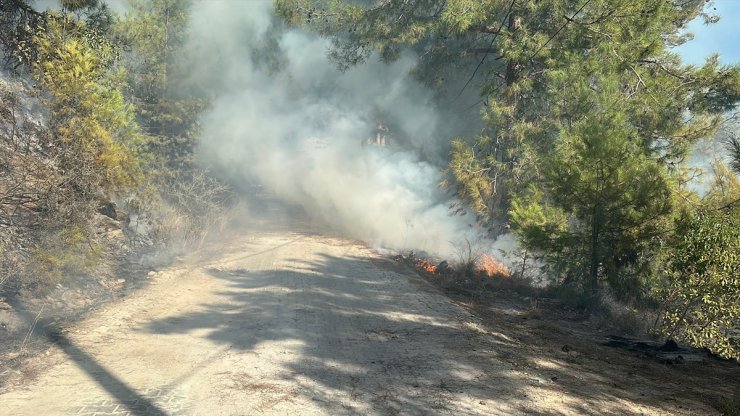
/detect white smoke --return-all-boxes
[188,1,485,258]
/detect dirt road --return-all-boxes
[0,204,731,415]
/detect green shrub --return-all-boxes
[655,208,740,360]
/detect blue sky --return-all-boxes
[674,0,740,66]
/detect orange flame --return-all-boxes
[477,254,510,278]
[415,260,438,273]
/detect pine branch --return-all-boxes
[455,0,516,99]
[727,136,740,175]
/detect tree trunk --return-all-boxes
[590,207,600,297]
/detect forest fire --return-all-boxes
[415,259,438,273]
[477,254,510,279]
[411,253,508,278]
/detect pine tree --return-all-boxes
[510,80,674,297]
[116,0,205,171]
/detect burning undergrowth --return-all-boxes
[383,230,544,301]
[395,251,511,295]
[476,254,511,279]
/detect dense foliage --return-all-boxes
[33,13,142,203]
[0,0,226,288]
[510,92,675,298]
[657,207,740,359]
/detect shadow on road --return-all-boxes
[137,249,707,415]
[11,305,168,415]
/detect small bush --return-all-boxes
[26,226,102,286]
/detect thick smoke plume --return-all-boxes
[186,1,486,258]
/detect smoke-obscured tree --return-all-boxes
[115,0,232,245]
[278,0,737,218]
[278,0,740,298]
[116,0,205,172]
